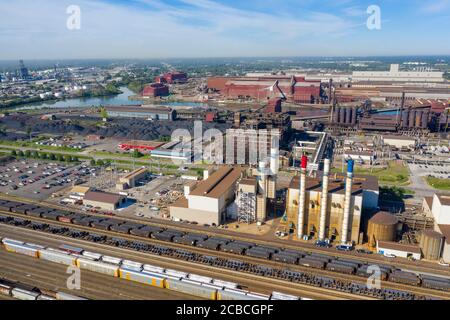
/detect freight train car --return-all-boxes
[119,268,166,288]
[76,258,119,277]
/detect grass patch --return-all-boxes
[426,176,450,191]
[332,161,410,185]
[0,139,82,153]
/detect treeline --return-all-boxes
[10,150,80,163]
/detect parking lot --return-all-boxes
[0,159,97,200]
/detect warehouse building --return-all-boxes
[142,83,169,97]
[170,166,242,226]
[285,159,379,244]
[376,241,422,260]
[118,140,164,152]
[343,150,374,165]
[117,167,148,190]
[352,64,444,83]
[83,191,127,211]
[105,106,176,121]
[382,135,417,149]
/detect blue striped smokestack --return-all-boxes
[347,159,354,175]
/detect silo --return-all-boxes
[422,111,429,129]
[419,230,444,261]
[351,107,357,125]
[367,212,398,248]
[332,107,339,122]
[340,107,346,124]
[401,110,409,128]
[409,110,416,128]
[336,106,341,123]
[345,108,352,124]
[415,111,423,128]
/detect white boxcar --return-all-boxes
[76,258,119,277]
[119,268,165,288]
[245,292,270,300]
[212,279,238,289]
[165,269,188,278]
[1,238,23,245]
[143,264,165,274]
[218,288,254,301]
[39,249,77,266]
[11,288,39,300]
[102,255,122,265]
[82,251,102,261]
[188,274,213,284]
[270,291,300,300]
[37,295,56,300]
[25,243,46,250]
[56,292,87,300]
[121,260,143,271]
[3,242,39,258]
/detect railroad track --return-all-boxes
[1,210,449,300]
[2,194,449,280]
[0,224,359,301]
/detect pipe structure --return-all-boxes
[341,159,354,244]
[318,159,331,241]
[297,155,308,239]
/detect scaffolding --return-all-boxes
[237,191,257,224]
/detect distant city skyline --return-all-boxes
[0,0,450,60]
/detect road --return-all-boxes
[0,223,365,300]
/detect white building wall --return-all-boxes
[376,243,422,260]
[187,195,219,213]
[431,195,450,225]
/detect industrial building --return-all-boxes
[352,64,444,83]
[343,151,374,165]
[151,139,194,162]
[207,76,322,103]
[376,241,422,260]
[367,211,398,248]
[155,71,188,84]
[382,135,417,149]
[285,158,379,244]
[118,140,164,152]
[170,166,242,225]
[83,191,127,211]
[430,194,450,263]
[105,106,176,121]
[142,83,169,97]
[117,167,148,190]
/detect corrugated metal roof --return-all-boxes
[84,191,124,204]
[377,241,421,254]
[189,166,242,199]
[369,212,398,225]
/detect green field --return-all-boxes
[332,161,410,186]
[426,176,450,191]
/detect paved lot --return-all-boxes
[407,162,450,199]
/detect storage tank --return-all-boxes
[415,111,423,128]
[401,110,409,128]
[339,107,346,124]
[419,230,444,261]
[409,110,416,128]
[422,111,429,129]
[335,106,341,123]
[345,108,352,124]
[367,212,398,248]
[351,107,357,125]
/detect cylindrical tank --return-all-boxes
[409,110,416,128]
[335,106,341,123]
[402,110,409,128]
[351,107,357,125]
[419,230,444,261]
[422,111,429,129]
[345,108,352,124]
[340,107,346,124]
[367,212,398,248]
[415,111,423,128]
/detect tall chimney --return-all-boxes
[297,155,308,239]
[341,159,354,244]
[270,147,279,175]
[318,159,331,241]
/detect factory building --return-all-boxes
[285,158,379,244]
[105,106,176,121]
[207,76,322,103]
[117,167,148,190]
[343,151,374,165]
[170,166,242,226]
[118,140,164,152]
[142,83,170,97]
[156,71,188,84]
[83,191,127,211]
[352,64,444,83]
[429,194,450,263]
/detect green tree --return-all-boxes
[90,159,96,166]
[57,154,64,162]
[24,150,31,157]
[99,106,108,119]
[49,154,56,161]
[96,159,104,166]
[40,153,48,160]
[31,151,38,158]
[17,150,24,157]
[132,149,143,158]
[11,150,17,156]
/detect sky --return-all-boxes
[0,0,449,59]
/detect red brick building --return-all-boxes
[265,98,282,113]
[207,76,322,103]
[142,83,170,97]
[155,71,188,84]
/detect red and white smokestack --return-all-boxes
[341,160,354,244]
[318,159,330,241]
[297,155,308,239]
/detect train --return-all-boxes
[0,278,86,300]
[0,237,305,301]
[1,199,450,295]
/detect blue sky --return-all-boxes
[0,0,449,59]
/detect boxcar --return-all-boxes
[217,288,251,300]
[166,278,218,300]
[39,249,77,266]
[2,241,39,258]
[326,263,355,275]
[270,291,300,300]
[11,288,39,300]
[119,268,166,288]
[389,271,420,286]
[56,291,87,300]
[298,258,325,269]
[76,258,119,277]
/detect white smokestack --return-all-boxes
[258,161,267,196]
[341,160,354,244]
[297,155,308,239]
[270,147,279,175]
[318,159,330,241]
